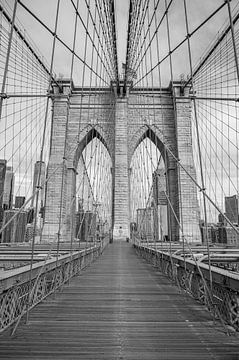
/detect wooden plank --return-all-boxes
[0,241,238,359]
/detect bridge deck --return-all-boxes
[0,241,239,359]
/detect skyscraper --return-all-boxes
[225,195,239,224]
[15,196,25,208]
[0,159,7,208]
[152,168,167,205]
[2,209,27,243]
[3,166,14,209]
[152,169,168,241]
[136,207,154,240]
[31,161,46,208]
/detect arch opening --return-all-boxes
[132,127,168,164]
[130,134,171,243]
[74,127,111,169]
[74,136,112,243]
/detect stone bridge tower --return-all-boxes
[42,79,200,243]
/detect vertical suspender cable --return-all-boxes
[183,0,212,289]
[68,0,79,255]
[0,0,18,120]
[164,0,177,256]
[27,0,61,322]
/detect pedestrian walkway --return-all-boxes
[0,241,238,359]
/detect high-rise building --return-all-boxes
[223,227,239,246]
[152,168,167,206]
[84,211,96,242]
[225,195,239,224]
[200,224,214,244]
[77,198,84,212]
[15,196,25,209]
[30,161,46,229]
[136,207,154,241]
[157,205,168,241]
[2,209,27,243]
[0,159,7,208]
[31,161,46,208]
[218,213,227,226]
[152,169,168,241]
[3,166,14,209]
[75,210,85,240]
[25,223,34,242]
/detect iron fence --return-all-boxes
[0,241,107,333]
[134,243,239,332]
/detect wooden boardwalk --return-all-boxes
[0,241,239,359]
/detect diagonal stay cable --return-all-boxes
[133,1,228,88]
[17,0,110,86]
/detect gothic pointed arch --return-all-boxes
[129,125,179,241]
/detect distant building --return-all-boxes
[137,207,154,241]
[15,196,25,209]
[152,168,167,206]
[0,159,7,208]
[0,207,4,241]
[27,208,34,223]
[75,210,85,240]
[225,195,239,224]
[225,227,239,246]
[218,213,227,226]
[3,166,14,209]
[30,161,46,229]
[25,224,33,242]
[211,225,219,243]
[2,209,28,243]
[0,207,3,223]
[31,161,46,208]
[200,223,220,244]
[130,222,137,235]
[217,226,226,244]
[84,211,96,241]
[152,169,168,241]
[75,210,97,242]
[77,198,84,212]
[218,226,239,246]
[200,220,239,247]
[156,205,168,241]
[25,223,36,242]
[200,224,213,243]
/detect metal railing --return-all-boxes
[0,239,108,333]
[134,242,239,332]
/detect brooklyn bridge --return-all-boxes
[0,0,239,358]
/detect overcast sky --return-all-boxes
[6,0,239,86]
